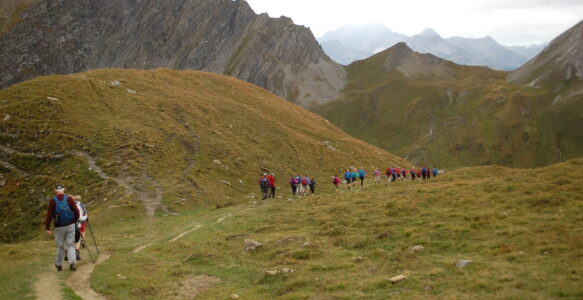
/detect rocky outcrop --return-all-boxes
[0,0,345,106]
[507,20,583,89]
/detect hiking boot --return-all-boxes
[70,263,77,271]
[76,249,81,261]
[64,255,68,262]
[55,264,62,272]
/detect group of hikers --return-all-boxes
[258,173,318,199]
[338,166,439,190]
[259,166,439,197]
[45,184,90,272]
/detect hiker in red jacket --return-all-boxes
[45,184,80,271]
[267,173,276,199]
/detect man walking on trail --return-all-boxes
[358,167,366,186]
[374,168,381,184]
[45,184,80,271]
[259,174,270,200]
[268,173,276,199]
[344,169,352,190]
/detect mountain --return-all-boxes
[0,68,406,242]
[0,0,345,106]
[446,36,526,70]
[318,25,544,70]
[507,20,583,92]
[507,43,548,61]
[313,42,583,168]
[317,23,407,65]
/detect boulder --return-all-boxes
[410,245,425,252]
[244,239,263,252]
[456,260,473,268]
[389,275,407,284]
[230,293,240,299]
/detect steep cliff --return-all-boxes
[0,0,345,106]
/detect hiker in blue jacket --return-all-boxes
[358,167,366,186]
[351,169,358,188]
[344,169,352,190]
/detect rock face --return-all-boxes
[508,20,583,89]
[0,0,345,106]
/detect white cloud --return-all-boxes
[244,0,583,45]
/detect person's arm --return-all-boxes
[45,199,55,232]
[78,203,88,222]
[68,197,80,221]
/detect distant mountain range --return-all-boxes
[314,20,583,168]
[318,23,547,70]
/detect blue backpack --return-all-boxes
[54,195,74,226]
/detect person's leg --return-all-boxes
[74,225,81,260]
[54,227,66,268]
[64,224,76,267]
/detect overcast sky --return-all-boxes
[245,0,583,45]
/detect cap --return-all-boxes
[55,184,65,190]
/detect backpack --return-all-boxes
[260,177,269,188]
[302,178,307,185]
[54,195,74,227]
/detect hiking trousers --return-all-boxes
[54,224,76,266]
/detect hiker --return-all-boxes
[344,169,352,190]
[416,169,422,180]
[295,174,304,195]
[301,175,311,196]
[333,175,341,192]
[390,167,397,182]
[73,195,87,261]
[358,167,366,186]
[432,167,439,178]
[401,168,408,179]
[45,184,80,271]
[373,168,381,184]
[351,169,358,187]
[421,167,427,180]
[426,167,432,180]
[259,174,270,199]
[385,167,392,183]
[309,178,317,194]
[268,173,276,199]
[395,167,402,180]
[410,167,416,181]
[289,176,297,196]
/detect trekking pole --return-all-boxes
[87,219,100,255]
[80,235,96,263]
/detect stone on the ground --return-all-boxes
[2,114,9,121]
[265,270,278,276]
[302,242,313,247]
[456,260,473,268]
[389,275,407,284]
[230,293,239,299]
[410,245,425,252]
[221,180,231,186]
[110,80,121,86]
[244,239,263,252]
[281,267,294,274]
[352,256,366,262]
[127,89,137,94]
[46,96,59,101]
[213,159,222,165]
[239,179,244,184]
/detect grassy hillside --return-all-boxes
[313,44,583,169]
[0,69,407,242]
[1,159,581,299]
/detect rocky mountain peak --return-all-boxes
[417,28,441,39]
[382,42,456,80]
[508,19,583,88]
[0,0,345,106]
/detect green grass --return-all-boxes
[2,159,581,299]
[0,69,407,242]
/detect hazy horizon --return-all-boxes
[245,0,583,46]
